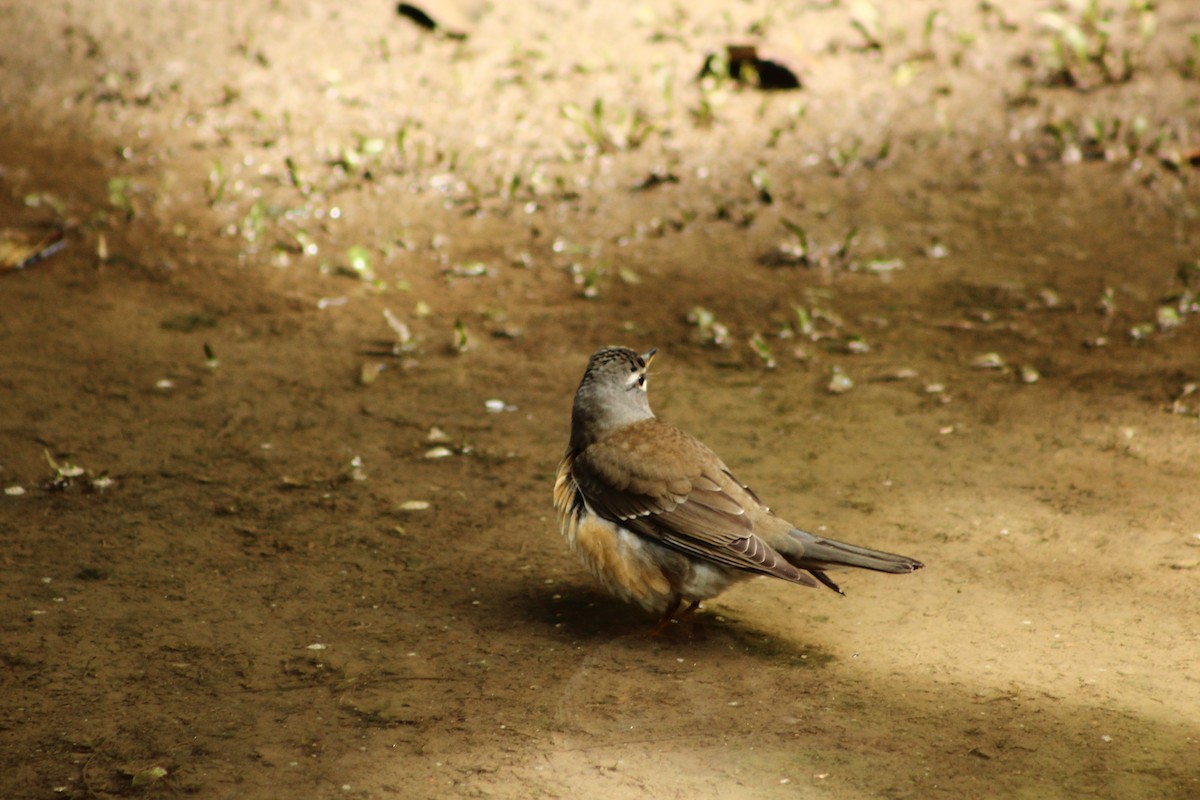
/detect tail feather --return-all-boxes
[782,528,923,594]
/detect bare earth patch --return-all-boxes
[1,1,1198,798]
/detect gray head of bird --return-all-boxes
[569,346,658,448]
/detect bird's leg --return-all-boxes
[673,600,703,638]
[652,595,684,636]
[652,597,701,636]
[676,599,701,620]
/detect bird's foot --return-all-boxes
[651,599,702,638]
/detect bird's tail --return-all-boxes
[782,528,923,594]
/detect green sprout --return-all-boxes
[749,333,777,368]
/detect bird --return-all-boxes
[553,345,923,628]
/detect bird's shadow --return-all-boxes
[500,582,836,668]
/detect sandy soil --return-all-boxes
[2,0,1199,798]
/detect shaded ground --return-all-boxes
[2,1,1199,798]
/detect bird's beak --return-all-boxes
[641,348,658,367]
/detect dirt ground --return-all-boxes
[2,0,1199,798]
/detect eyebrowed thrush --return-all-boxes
[553,346,923,626]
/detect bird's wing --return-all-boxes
[571,419,817,586]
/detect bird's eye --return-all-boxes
[637,375,646,387]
